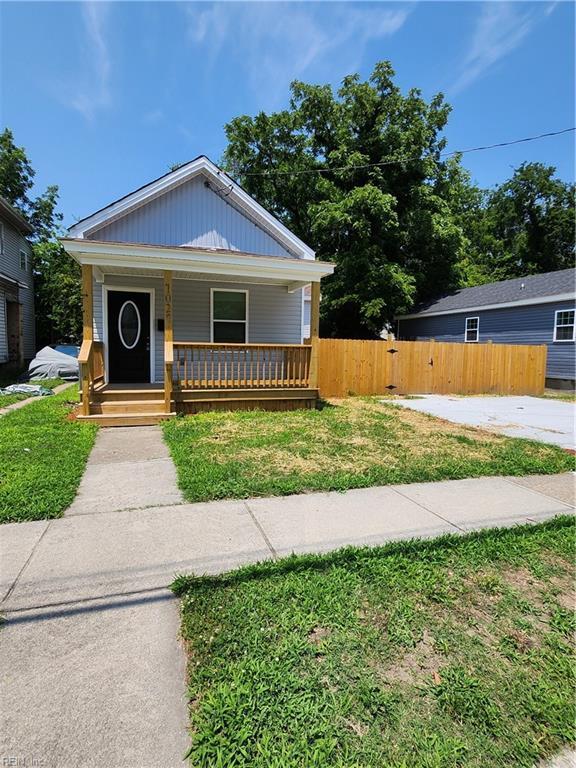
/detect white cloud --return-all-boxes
[68,1,112,120]
[183,3,411,107]
[450,2,549,95]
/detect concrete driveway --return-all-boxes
[394,395,574,449]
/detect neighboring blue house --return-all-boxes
[396,268,575,389]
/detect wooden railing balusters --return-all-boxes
[171,342,312,390]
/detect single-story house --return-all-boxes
[0,196,35,369]
[61,155,334,425]
[396,268,575,389]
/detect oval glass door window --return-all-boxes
[118,300,141,349]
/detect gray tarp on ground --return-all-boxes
[27,346,79,381]
[0,383,53,397]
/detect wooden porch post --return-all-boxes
[308,281,320,390]
[80,264,93,416]
[164,270,174,414]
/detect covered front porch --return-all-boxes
[62,238,331,425]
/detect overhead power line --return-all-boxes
[239,127,575,178]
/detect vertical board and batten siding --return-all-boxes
[317,338,547,397]
[93,274,303,381]
[88,176,295,258]
[399,301,575,382]
[0,218,35,360]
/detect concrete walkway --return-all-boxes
[394,395,575,449]
[1,471,574,767]
[67,426,183,515]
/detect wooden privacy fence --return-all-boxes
[317,339,547,397]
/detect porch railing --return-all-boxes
[173,342,312,389]
[78,340,104,415]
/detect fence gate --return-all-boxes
[316,338,547,398]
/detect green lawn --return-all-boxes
[0,388,97,523]
[0,378,68,409]
[162,398,574,503]
[174,517,575,768]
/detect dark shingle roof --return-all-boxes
[400,268,575,317]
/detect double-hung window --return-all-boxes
[211,289,248,343]
[465,316,479,343]
[19,250,27,271]
[553,309,575,342]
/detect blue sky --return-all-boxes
[1,1,574,227]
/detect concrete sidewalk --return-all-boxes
[1,472,574,767]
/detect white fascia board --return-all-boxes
[61,239,333,283]
[395,292,576,319]
[67,156,316,260]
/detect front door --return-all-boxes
[107,290,151,383]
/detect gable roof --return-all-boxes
[397,268,576,319]
[0,196,34,235]
[67,155,315,260]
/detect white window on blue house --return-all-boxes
[211,289,248,343]
[19,250,27,271]
[465,316,479,343]
[554,309,575,342]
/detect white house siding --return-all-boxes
[0,220,35,360]
[87,176,295,258]
[94,274,304,382]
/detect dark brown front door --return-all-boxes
[107,291,151,383]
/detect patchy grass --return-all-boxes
[174,517,576,768]
[540,390,576,403]
[162,398,574,503]
[0,378,68,409]
[0,388,97,523]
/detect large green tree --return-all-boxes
[224,61,468,337]
[459,163,575,285]
[0,128,81,345]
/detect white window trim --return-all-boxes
[465,316,480,343]
[19,249,27,271]
[553,308,575,343]
[210,288,249,343]
[102,285,156,383]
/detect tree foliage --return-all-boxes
[459,162,575,285]
[0,128,81,346]
[224,61,467,337]
[224,63,574,337]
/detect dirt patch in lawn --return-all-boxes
[375,629,446,686]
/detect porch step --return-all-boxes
[92,387,164,402]
[76,412,175,427]
[89,399,166,415]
